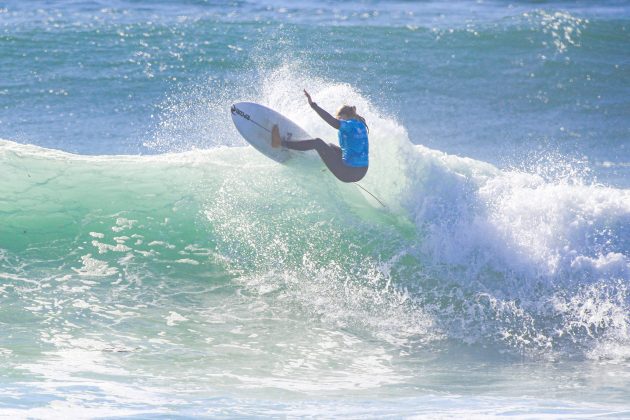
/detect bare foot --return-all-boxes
[271,124,282,148]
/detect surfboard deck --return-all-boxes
[230,102,311,163]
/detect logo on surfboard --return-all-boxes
[230,105,250,120]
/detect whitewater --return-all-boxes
[1,0,629,418]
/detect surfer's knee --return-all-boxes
[311,138,326,150]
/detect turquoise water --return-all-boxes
[1,1,629,418]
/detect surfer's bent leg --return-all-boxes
[281,138,324,152]
[283,139,368,183]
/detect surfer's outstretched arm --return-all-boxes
[304,90,340,130]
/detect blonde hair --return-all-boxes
[336,105,369,132]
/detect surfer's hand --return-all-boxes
[304,90,314,106]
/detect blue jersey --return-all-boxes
[338,119,369,167]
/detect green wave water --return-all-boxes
[2,124,629,414]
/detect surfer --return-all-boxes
[271,90,369,183]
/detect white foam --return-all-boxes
[165,311,188,326]
[91,240,132,254]
[71,254,118,277]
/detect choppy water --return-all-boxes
[1,1,629,418]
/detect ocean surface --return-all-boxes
[1,0,629,418]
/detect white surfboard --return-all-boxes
[230,102,312,163]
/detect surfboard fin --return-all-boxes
[271,125,282,148]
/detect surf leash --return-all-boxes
[355,183,387,208]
